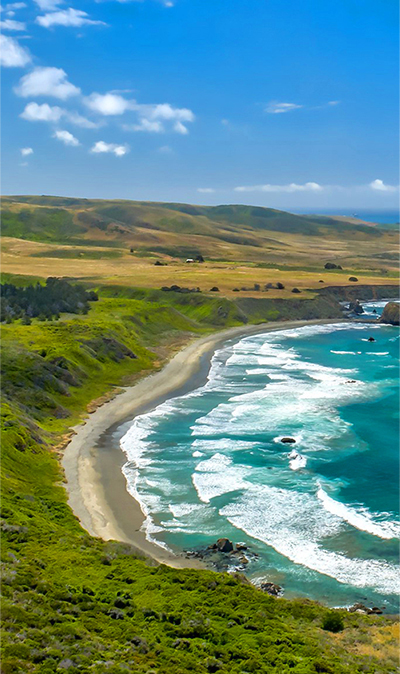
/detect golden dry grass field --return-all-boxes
[1,196,398,296]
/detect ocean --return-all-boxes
[120,301,400,612]
[294,209,400,226]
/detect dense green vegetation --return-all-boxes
[1,278,98,323]
[1,278,398,673]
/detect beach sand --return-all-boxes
[62,318,342,568]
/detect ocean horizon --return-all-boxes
[121,301,400,613]
[295,209,400,226]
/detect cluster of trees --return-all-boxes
[0,277,98,324]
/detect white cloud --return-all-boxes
[6,2,27,9]
[234,182,323,193]
[20,101,100,128]
[15,67,80,99]
[34,0,62,9]
[53,129,80,146]
[328,100,340,106]
[369,179,399,193]
[197,188,215,193]
[131,118,164,132]
[133,101,194,134]
[84,92,131,115]
[36,7,106,28]
[158,145,173,153]
[174,120,188,134]
[85,92,195,134]
[21,101,64,122]
[0,34,30,67]
[265,101,303,114]
[20,146,33,156]
[0,18,26,29]
[90,140,129,156]
[67,111,100,129]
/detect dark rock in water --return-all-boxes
[185,539,259,573]
[281,437,296,444]
[348,300,364,315]
[348,603,369,614]
[373,309,377,314]
[260,582,282,597]
[216,537,234,553]
[379,302,400,326]
[345,380,357,383]
[367,336,375,342]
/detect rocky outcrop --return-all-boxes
[281,437,296,444]
[185,539,259,573]
[347,300,363,315]
[215,538,234,553]
[260,582,282,597]
[379,302,400,326]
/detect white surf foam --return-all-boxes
[317,486,400,540]
[192,453,248,503]
[220,485,400,595]
[289,453,307,471]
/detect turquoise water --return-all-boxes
[121,302,400,611]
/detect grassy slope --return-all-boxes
[1,282,399,674]
[1,197,399,277]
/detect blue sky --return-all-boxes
[1,0,399,209]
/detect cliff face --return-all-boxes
[379,302,400,325]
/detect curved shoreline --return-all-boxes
[62,318,346,568]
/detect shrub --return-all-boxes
[322,611,344,633]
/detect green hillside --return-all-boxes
[1,279,398,674]
[1,196,387,245]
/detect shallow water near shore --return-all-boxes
[121,302,400,612]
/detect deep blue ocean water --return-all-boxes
[121,301,400,611]
[294,209,399,226]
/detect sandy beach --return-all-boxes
[62,318,343,568]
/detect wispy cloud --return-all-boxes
[34,0,62,10]
[36,8,106,28]
[265,100,341,114]
[90,140,129,156]
[53,129,80,146]
[6,2,28,9]
[0,34,31,67]
[0,18,26,30]
[15,67,80,99]
[265,101,303,114]
[234,182,323,193]
[369,179,399,193]
[20,101,99,128]
[197,188,215,193]
[20,146,33,156]
[158,145,173,153]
